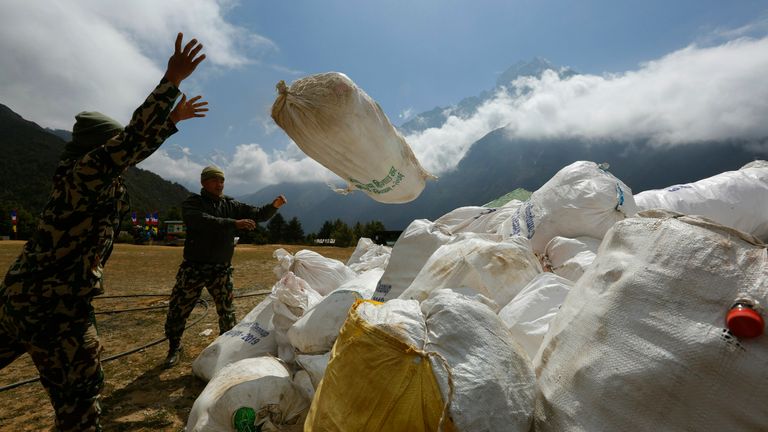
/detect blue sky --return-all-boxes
[1,0,767,195]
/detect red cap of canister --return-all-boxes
[726,305,765,338]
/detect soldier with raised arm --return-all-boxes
[0,33,208,431]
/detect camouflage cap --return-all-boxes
[201,165,225,182]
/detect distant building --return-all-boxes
[372,230,402,246]
[164,220,185,246]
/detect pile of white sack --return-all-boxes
[187,160,768,431]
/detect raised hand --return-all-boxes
[170,94,209,124]
[272,195,287,208]
[164,32,206,87]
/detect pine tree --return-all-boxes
[267,213,287,244]
[284,217,305,244]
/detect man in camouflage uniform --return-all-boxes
[0,33,208,431]
[163,166,286,368]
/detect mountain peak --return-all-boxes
[495,57,575,87]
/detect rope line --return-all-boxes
[0,289,272,392]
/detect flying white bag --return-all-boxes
[288,268,383,354]
[192,297,276,382]
[542,236,601,282]
[273,248,356,296]
[534,211,768,431]
[373,219,453,302]
[634,164,768,241]
[499,161,637,253]
[498,273,573,360]
[400,233,542,309]
[187,357,309,432]
[423,290,536,432]
[271,72,434,203]
[270,272,323,363]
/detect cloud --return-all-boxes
[404,36,768,174]
[0,0,274,130]
[398,107,415,120]
[140,142,337,195]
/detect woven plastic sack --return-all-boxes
[304,299,453,432]
[634,164,768,241]
[288,268,383,354]
[542,236,601,282]
[373,219,453,302]
[400,233,542,308]
[270,272,322,363]
[534,211,768,431]
[271,72,434,203]
[423,290,536,432]
[498,273,573,359]
[273,248,356,296]
[499,161,637,253]
[187,357,308,432]
[192,297,276,382]
[434,204,522,235]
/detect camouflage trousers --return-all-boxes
[164,261,236,347]
[0,290,103,432]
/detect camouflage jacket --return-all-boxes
[182,190,277,264]
[1,78,181,301]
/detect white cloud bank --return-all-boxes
[0,0,274,130]
[407,36,768,174]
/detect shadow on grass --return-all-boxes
[100,363,206,432]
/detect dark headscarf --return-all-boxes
[61,111,123,160]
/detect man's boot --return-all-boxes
[163,342,182,369]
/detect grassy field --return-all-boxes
[0,240,354,431]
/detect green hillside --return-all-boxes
[0,103,191,238]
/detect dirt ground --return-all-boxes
[0,240,354,431]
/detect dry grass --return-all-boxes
[0,240,354,431]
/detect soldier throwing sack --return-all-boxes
[0,33,208,431]
[162,165,286,368]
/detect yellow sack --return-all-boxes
[305,300,455,432]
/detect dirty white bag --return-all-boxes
[499,161,637,253]
[634,164,768,241]
[542,236,601,282]
[347,237,377,266]
[349,244,391,273]
[435,204,522,235]
[423,290,536,432]
[187,357,309,432]
[357,298,427,349]
[295,352,331,390]
[534,211,768,431]
[273,248,356,296]
[373,219,453,302]
[271,72,434,203]
[400,233,542,308]
[288,268,383,354]
[192,297,277,382]
[270,272,323,363]
[498,273,573,360]
[292,370,315,401]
